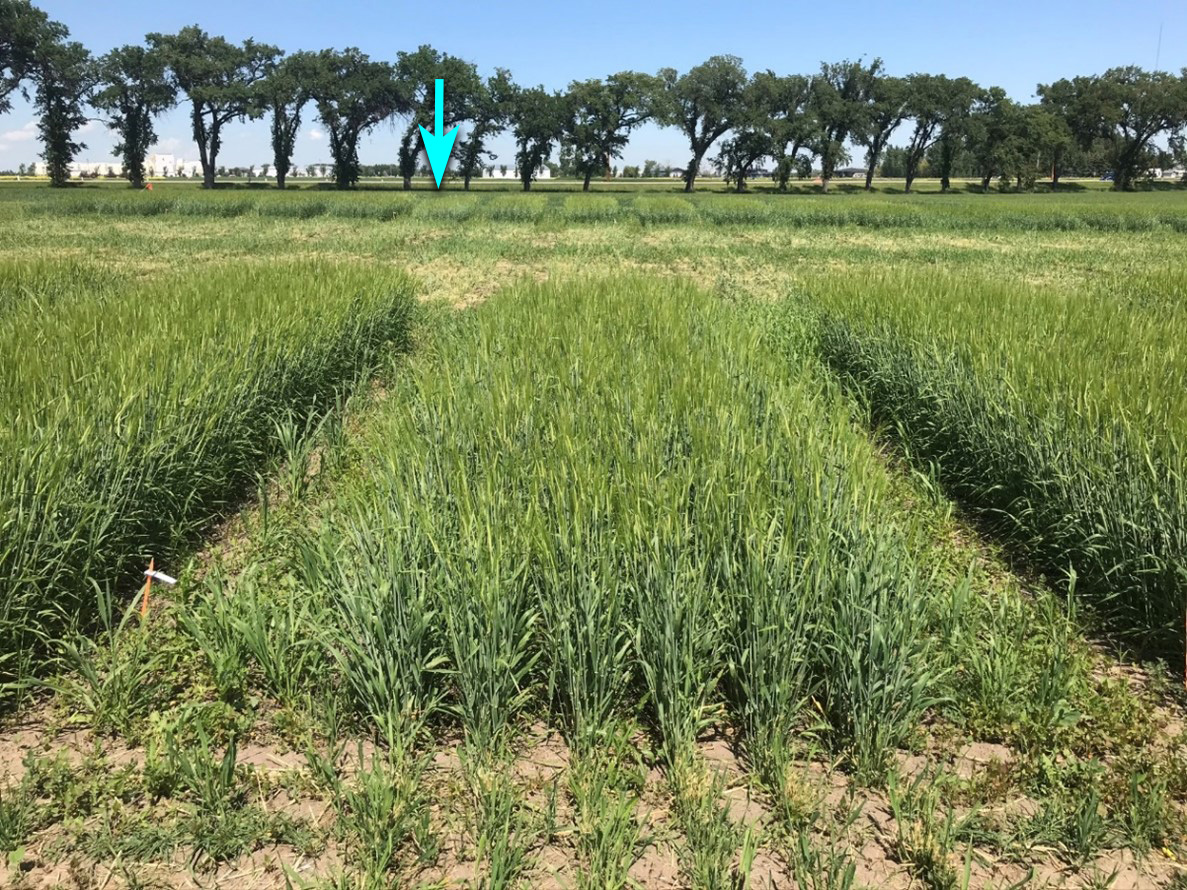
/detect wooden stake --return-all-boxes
[141,557,153,617]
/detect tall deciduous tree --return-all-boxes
[394,45,480,189]
[308,48,403,189]
[900,73,978,193]
[656,55,748,192]
[714,128,772,192]
[148,26,278,189]
[809,58,882,193]
[509,84,566,191]
[456,68,513,190]
[1,0,59,115]
[713,74,781,192]
[856,73,907,190]
[964,87,1027,191]
[32,32,91,187]
[564,71,660,191]
[1039,67,1187,191]
[92,44,175,188]
[1035,77,1081,187]
[260,51,315,189]
[756,71,814,190]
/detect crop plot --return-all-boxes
[0,186,1185,889]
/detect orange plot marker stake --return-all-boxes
[139,562,178,616]
[141,558,154,616]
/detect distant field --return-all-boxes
[0,184,1185,889]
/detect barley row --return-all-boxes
[5,189,1187,232]
[223,277,943,781]
[0,262,415,690]
[807,267,1187,646]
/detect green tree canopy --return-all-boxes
[0,0,62,114]
[509,84,566,191]
[456,68,513,190]
[808,57,882,192]
[900,73,978,192]
[964,86,1020,190]
[394,45,481,189]
[753,71,814,190]
[855,73,907,190]
[563,71,661,191]
[92,44,175,188]
[308,47,404,189]
[32,28,92,187]
[713,74,783,192]
[656,55,749,192]
[148,26,279,188]
[259,50,317,189]
[1039,67,1187,191]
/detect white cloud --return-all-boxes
[1,121,37,144]
[308,128,323,141]
[152,136,183,153]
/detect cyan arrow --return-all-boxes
[419,79,458,189]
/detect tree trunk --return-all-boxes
[276,171,286,190]
[583,171,592,191]
[684,153,700,192]
[940,174,950,192]
[522,175,531,192]
[464,172,472,190]
[403,176,412,190]
[203,166,215,189]
[981,175,991,193]
[904,173,914,194]
[821,176,831,194]
[864,165,875,190]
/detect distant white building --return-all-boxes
[482,165,551,180]
[33,152,202,179]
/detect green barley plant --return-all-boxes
[1119,770,1169,853]
[212,572,327,706]
[813,536,944,782]
[261,273,948,789]
[334,747,427,888]
[536,547,633,752]
[808,265,1187,647]
[175,588,250,708]
[302,528,445,748]
[670,754,744,890]
[273,407,327,502]
[887,771,973,890]
[786,794,863,890]
[156,727,276,863]
[462,747,532,889]
[0,780,36,854]
[442,568,539,750]
[164,727,240,812]
[55,584,174,737]
[0,262,416,694]
[569,747,646,890]
[634,555,724,766]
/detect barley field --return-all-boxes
[0,181,1185,889]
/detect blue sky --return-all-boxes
[2,0,1184,171]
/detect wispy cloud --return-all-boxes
[0,121,37,145]
[308,128,323,141]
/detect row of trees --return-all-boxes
[3,0,1187,192]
